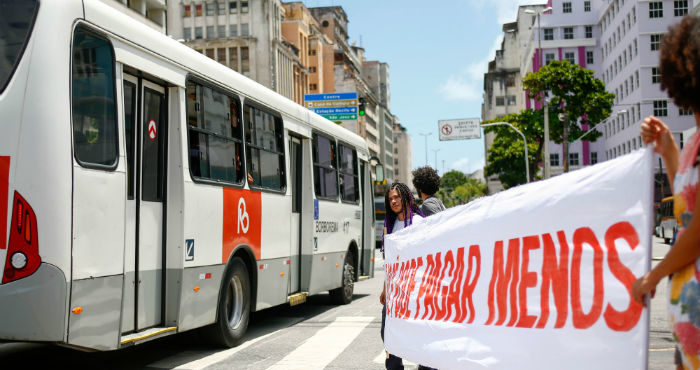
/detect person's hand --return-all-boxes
[641,116,676,158]
[632,273,658,307]
[380,286,385,305]
[247,173,254,184]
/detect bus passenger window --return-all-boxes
[312,133,338,200]
[243,104,285,191]
[186,81,244,185]
[71,27,118,168]
[339,144,359,203]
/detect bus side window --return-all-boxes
[186,80,244,185]
[312,133,338,200]
[243,104,285,191]
[338,144,358,203]
[71,27,118,169]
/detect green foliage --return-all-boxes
[435,171,486,207]
[484,61,614,188]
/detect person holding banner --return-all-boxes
[632,16,700,370]
[412,166,446,216]
[379,182,434,370]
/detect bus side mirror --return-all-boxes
[374,165,384,184]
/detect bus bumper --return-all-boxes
[0,263,67,342]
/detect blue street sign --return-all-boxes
[304,92,358,101]
[310,107,357,115]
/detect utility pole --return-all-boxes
[560,112,569,172]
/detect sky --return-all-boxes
[304,0,543,176]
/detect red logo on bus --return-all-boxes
[147,119,157,141]
[223,188,261,262]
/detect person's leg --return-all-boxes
[382,305,404,370]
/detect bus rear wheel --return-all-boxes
[330,251,354,305]
[209,257,250,347]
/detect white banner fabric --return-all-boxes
[383,148,654,370]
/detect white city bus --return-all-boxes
[0,0,379,351]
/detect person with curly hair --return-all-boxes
[411,166,446,216]
[631,16,700,370]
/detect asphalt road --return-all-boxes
[0,237,680,369]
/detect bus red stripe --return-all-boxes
[0,157,8,249]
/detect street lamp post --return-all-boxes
[432,149,441,170]
[525,6,552,178]
[419,132,432,166]
[482,122,530,183]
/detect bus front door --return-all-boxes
[289,136,303,294]
[122,74,166,333]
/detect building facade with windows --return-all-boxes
[522,0,606,175]
[599,0,695,168]
[167,0,291,100]
[392,122,413,187]
[103,0,167,33]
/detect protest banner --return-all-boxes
[383,148,654,370]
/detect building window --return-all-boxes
[229,1,237,13]
[563,27,574,40]
[569,153,579,166]
[195,4,203,16]
[241,47,250,76]
[309,66,317,73]
[206,2,215,16]
[195,27,203,39]
[586,51,594,64]
[585,26,593,38]
[206,26,214,38]
[184,5,191,17]
[241,23,249,36]
[674,0,688,16]
[183,28,192,40]
[205,48,214,60]
[228,47,238,70]
[651,34,661,51]
[186,81,245,185]
[245,104,286,191]
[545,53,555,64]
[544,28,554,40]
[634,38,638,55]
[654,100,668,116]
[218,25,226,38]
[591,152,598,164]
[310,83,317,90]
[563,2,572,13]
[217,48,226,63]
[649,2,663,18]
[230,25,238,37]
[506,96,516,106]
[584,1,591,12]
[680,107,694,116]
[564,52,575,64]
[241,0,248,13]
[309,49,317,56]
[218,1,226,15]
[652,67,661,83]
[495,97,505,106]
[550,153,560,167]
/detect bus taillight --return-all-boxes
[2,192,41,284]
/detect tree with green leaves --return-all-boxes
[522,60,615,172]
[435,170,486,207]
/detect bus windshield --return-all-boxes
[0,0,39,93]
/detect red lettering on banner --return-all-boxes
[571,227,605,329]
[445,248,465,322]
[516,235,539,328]
[603,222,643,331]
[419,252,442,320]
[0,157,8,249]
[462,245,481,323]
[485,239,520,326]
[433,251,452,321]
[537,231,569,328]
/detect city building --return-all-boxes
[482,5,542,193]
[101,0,167,33]
[167,0,293,100]
[363,60,394,178]
[522,0,606,176]
[392,122,413,187]
[281,2,318,104]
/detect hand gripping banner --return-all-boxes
[383,148,654,370]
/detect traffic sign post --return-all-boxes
[438,118,481,141]
[305,92,359,124]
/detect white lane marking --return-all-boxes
[265,316,374,370]
[152,329,280,370]
[373,349,386,364]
